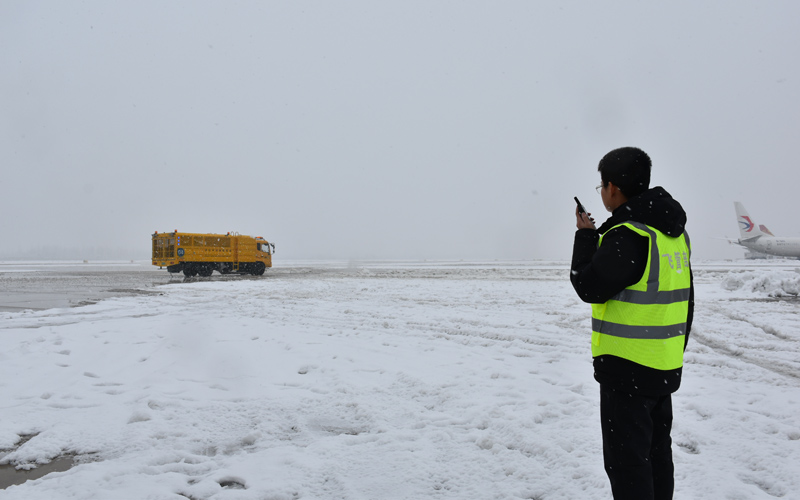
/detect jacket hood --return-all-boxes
[598,186,687,237]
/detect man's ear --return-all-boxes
[609,182,628,202]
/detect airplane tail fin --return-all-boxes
[734,202,766,240]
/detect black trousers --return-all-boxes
[600,385,674,500]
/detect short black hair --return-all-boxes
[597,147,651,198]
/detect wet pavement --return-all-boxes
[0,456,75,489]
[0,434,77,489]
[0,261,172,312]
[0,260,336,312]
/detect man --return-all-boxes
[570,147,693,500]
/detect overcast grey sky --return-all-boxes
[2,1,798,261]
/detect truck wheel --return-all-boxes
[198,264,214,277]
[253,262,266,276]
[183,264,197,277]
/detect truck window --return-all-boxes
[153,237,175,259]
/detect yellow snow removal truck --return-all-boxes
[152,231,275,276]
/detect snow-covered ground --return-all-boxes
[0,260,798,499]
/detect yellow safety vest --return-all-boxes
[591,221,691,370]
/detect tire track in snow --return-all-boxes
[692,302,800,381]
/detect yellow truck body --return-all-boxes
[152,231,274,276]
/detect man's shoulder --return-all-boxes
[599,221,650,239]
[598,224,651,258]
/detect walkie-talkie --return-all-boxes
[574,197,586,214]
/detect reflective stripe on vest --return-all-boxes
[591,221,691,370]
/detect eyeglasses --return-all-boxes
[595,184,603,194]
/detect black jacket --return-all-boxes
[570,186,694,395]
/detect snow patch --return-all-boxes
[722,269,800,297]
[0,261,798,498]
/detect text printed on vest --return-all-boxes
[662,251,689,273]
